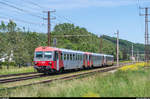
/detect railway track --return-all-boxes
[0,74,48,84]
[0,72,39,78]
[0,62,134,90]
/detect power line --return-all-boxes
[0,0,44,19]
[54,13,75,24]
[0,15,46,26]
[21,0,45,10]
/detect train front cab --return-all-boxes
[34,47,64,74]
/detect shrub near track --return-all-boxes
[119,62,146,71]
[0,64,150,97]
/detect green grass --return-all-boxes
[0,66,35,75]
[0,67,150,97]
[113,60,132,64]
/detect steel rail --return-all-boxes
[0,72,38,78]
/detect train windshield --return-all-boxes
[35,51,43,59]
[44,51,52,59]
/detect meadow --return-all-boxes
[0,62,150,97]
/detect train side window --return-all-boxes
[70,54,72,60]
[74,54,76,60]
[76,54,77,60]
[79,55,80,60]
[67,54,69,60]
[73,54,74,60]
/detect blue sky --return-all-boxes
[0,0,150,44]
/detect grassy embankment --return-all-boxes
[0,66,35,75]
[0,62,150,97]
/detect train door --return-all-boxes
[89,55,91,67]
[83,54,87,67]
[102,56,104,66]
[85,54,88,67]
[54,51,59,71]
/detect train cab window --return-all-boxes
[78,55,79,60]
[44,51,52,59]
[35,51,43,59]
[54,51,58,61]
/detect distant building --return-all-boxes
[130,56,136,62]
[0,50,13,62]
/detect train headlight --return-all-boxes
[49,62,52,65]
[34,62,37,65]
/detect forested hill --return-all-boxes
[102,35,144,52]
[0,21,144,66]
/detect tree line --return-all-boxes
[0,21,145,68]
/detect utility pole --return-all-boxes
[43,10,56,46]
[131,44,134,63]
[115,30,119,67]
[99,35,103,53]
[132,44,133,58]
[137,50,139,62]
[140,7,150,65]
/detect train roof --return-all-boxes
[35,46,84,54]
[35,46,113,57]
[104,54,114,57]
[35,46,59,52]
[58,48,85,54]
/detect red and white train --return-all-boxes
[33,46,114,74]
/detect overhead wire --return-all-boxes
[0,0,44,19]
[136,0,145,44]
[20,0,46,11]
